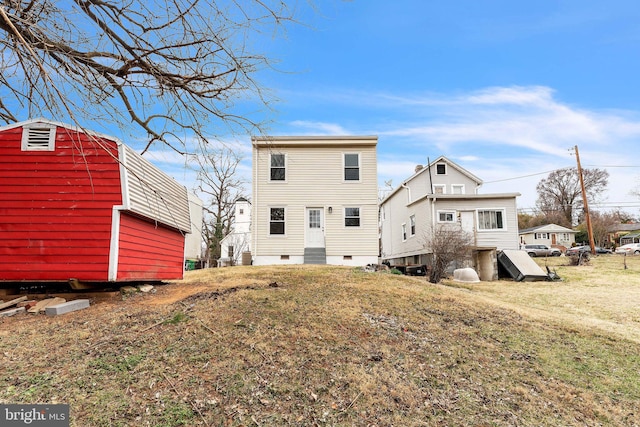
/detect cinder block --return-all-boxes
[45,299,90,316]
[0,307,26,317]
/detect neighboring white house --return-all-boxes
[184,193,204,267]
[518,223,576,250]
[379,156,520,280]
[219,197,252,266]
[251,135,379,266]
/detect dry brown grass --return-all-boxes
[442,254,640,343]
[1,263,640,426]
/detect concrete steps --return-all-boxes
[304,247,326,264]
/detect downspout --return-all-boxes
[401,183,411,204]
[427,156,434,195]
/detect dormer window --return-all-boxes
[436,163,446,175]
[21,124,56,151]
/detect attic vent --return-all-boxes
[21,125,56,151]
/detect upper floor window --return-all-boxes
[402,223,407,241]
[270,207,285,235]
[21,125,56,151]
[345,207,360,227]
[270,153,285,181]
[436,163,446,175]
[410,215,416,236]
[344,153,360,181]
[451,184,464,194]
[433,184,445,194]
[478,209,505,230]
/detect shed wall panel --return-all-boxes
[116,213,185,280]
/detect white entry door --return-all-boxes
[305,208,325,248]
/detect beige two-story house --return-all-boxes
[251,136,379,266]
[379,156,520,280]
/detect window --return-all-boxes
[239,208,244,215]
[269,207,285,235]
[535,232,549,239]
[433,184,445,194]
[270,153,285,181]
[478,209,505,230]
[436,163,446,175]
[344,153,360,181]
[438,211,456,223]
[410,215,416,236]
[21,125,56,151]
[228,245,234,258]
[345,207,360,227]
[451,184,464,194]
[402,223,407,241]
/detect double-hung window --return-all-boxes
[269,207,285,235]
[402,223,407,241]
[344,153,360,181]
[270,153,285,181]
[410,215,416,236]
[477,209,505,230]
[345,207,360,227]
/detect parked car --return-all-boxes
[565,245,612,256]
[615,243,640,255]
[521,244,562,257]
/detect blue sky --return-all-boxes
[149,1,640,214]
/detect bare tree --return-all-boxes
[0,0,298,153]
[424,224,474,284]
[535,167,609,227]
[195,147,247,266]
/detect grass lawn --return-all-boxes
[1,257,640,426]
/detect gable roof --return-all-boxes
[519,224,576,234]
[381,155,485,204]
[1,118,191,233]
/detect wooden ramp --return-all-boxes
[497,250,549,282]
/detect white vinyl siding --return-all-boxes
[252,137,378,260]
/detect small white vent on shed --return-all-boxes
[21,125,56,151]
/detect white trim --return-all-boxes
[269,206,287,236]
[344,206,361,228]
[437,210,457,223]
[108,207,124,281]
[118,144,130,209]
[20,123,56,151]
[433,184,446,195]
[343,152,361,182]
[451,184,465,195]
[269,152,287,182]
[476,208,507,231]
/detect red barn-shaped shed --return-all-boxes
[0,118,192,283]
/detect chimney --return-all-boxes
[415,164,424,173]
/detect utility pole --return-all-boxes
[574,145,596,254]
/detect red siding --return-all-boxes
[116,213,185,280]
[0,126,122,281]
